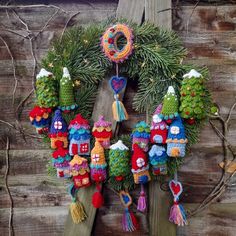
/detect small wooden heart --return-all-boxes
[169,180,183,198]
[109,76,127,94]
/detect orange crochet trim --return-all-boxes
[166,138,188,144]
[101,23,133,63]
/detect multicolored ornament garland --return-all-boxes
[29,20,213,231]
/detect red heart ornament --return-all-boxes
[169,180,183,199]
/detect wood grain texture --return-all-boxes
[116,0,144,24]
[177,203,236,236]
[145,0,172,29]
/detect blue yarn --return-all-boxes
[131,131,150,139]
[116,100,126,122]
[179,204,187,222]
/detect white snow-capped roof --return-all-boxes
[36,68,52,79]
[167,86,175,94]
[183,69,202,79]
[110,140,128,150]
[63,67,71,79]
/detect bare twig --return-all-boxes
[0,4,68,13]
[0,36,18,105]
[60,11,80,41]
[186,0,200,35]
[34,8,60,38]
[4,137,14,236]
[15,89,34,117]
[226,101,236,125]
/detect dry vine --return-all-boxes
[188,100,236,217]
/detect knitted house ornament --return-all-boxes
[69,114,91,156]
[109,76,128,122]
[92,116,112,149]
[150,104,169,144]
[29,106,52,134]
[179,69,207,124]
[160,86,179,124]
[70,155,91,189]
[59,67,78,112]
[131,121,150,152]
[131,144,151,212]
[108,140,132,191]
[166,116,188,158]
[149,145,168,175]
[52,143,71,178]
[36,68,58,108]
[119,190,138,232]
[90,141,107,208]
[49,109,68,149]
[169,179,187,226]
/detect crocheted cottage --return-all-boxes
[150,104,168,144]
[92,116,112,149]
[131,144,151,184]
[52,145,71,178]
[149,145,168,175]
[49,109,68,149]
[68,114,91,156]
[90,141,107,182]
[166,116,188,158]
[29,106,52,134]
[131,121,150,152]
[69,155,91,189]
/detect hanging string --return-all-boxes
[116,63,119,77]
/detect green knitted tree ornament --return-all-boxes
[59,67,78,112]
[179,69,207,123]
[36,68,58,108]
[160,86,179,123]
[108,140,134,191]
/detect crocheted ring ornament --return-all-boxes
[101,23,134,63]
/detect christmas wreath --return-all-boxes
[29,20,212,231]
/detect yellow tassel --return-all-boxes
[70,201,87,223]
[112,100,129,122]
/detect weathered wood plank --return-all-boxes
[116,0,144,24]
[145,0,172,29]
[145,1,175,236]
[177,203,236,236]
[0,174,70,208]
[173,5,236,32]
[0,206,68,236]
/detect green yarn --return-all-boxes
[109,149,130,177]
[161,87,178,119]
[36,71,58,108]
[59,68,77,109]
[179,73,207,119]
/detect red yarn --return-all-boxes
[29,106,51,118]
[92,191,104,208]
[132,144,148,171]
[69,114,89,126]
[92,130,112,138]
[52,146,69,158]
[129,210,139,229]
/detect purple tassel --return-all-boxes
[122,208,138,232]
[169,201,187,226]
[137,184,147,212]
